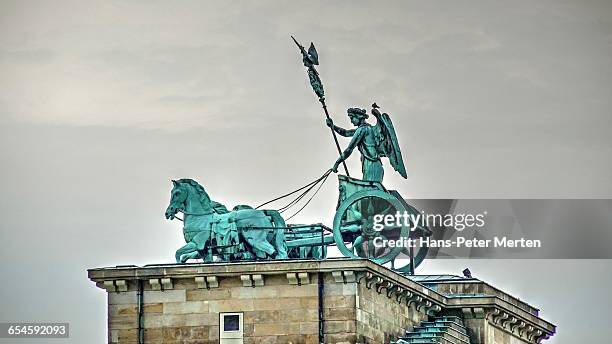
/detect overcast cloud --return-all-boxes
[1,1,611,343]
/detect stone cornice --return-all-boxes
[445,295,554,334]
[484,308,551,344]
[89,258,445,302]
[422,279,541,316]
[454,298,555,343]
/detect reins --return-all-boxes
[255,169,333,219]
[171,169,333,222]
[172,209,215,222]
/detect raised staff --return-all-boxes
[291,36,351,177]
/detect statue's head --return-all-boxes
[347,107,368,126]
[165,180,187,220]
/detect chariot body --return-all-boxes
[281,174,433,274]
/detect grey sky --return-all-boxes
[0,1,611,343]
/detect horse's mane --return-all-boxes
[176,179,229,213]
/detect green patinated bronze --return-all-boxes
[329,103,407,182]
[292,36,350,176]
[165,179,288,263]
[333,175,431,273]
[165,179,330,263]
[164,39,430,273]
[292,36,324,100]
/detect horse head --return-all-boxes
[165,179,215,220]
[165,180,188,220]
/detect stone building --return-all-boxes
[88,258,555,344]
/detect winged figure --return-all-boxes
[327,103,407,182]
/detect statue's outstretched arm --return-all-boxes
[326,118,355,137]
[335,125,356,137]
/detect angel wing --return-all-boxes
[372,108,407,179]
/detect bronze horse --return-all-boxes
[165,179,287,263]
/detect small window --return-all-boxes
[223,314,240,332]
[220,312,244,343]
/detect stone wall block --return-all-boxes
[256,297,296,310]
[244,310,280,324]
[163,301,209,314]
[283,308,318,322]
[324,307,357,321]
[253,322,301,336]
[108,315,137,330]
[109,304,137,317]
[325,295,355,308]
[143,290,186,303]
[299,321,319,335]
[325,320,356,334]
[278,283,318,298]
[208,325,219,340]
[208,298,254,313]
[230,285,278,299]
[186,288,230,301]
[108,291,137,305]
[143,328,162,342]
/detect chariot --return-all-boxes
[280,175,432,274]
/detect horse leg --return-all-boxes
[175,242,197,263]
[181,250,201,262]
[253,240,276,258]
[192,230,212,263]
[241,230,275,259]
[273,228,288,259]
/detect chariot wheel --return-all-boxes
[391,202,430,273]
[333,189,409,265]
